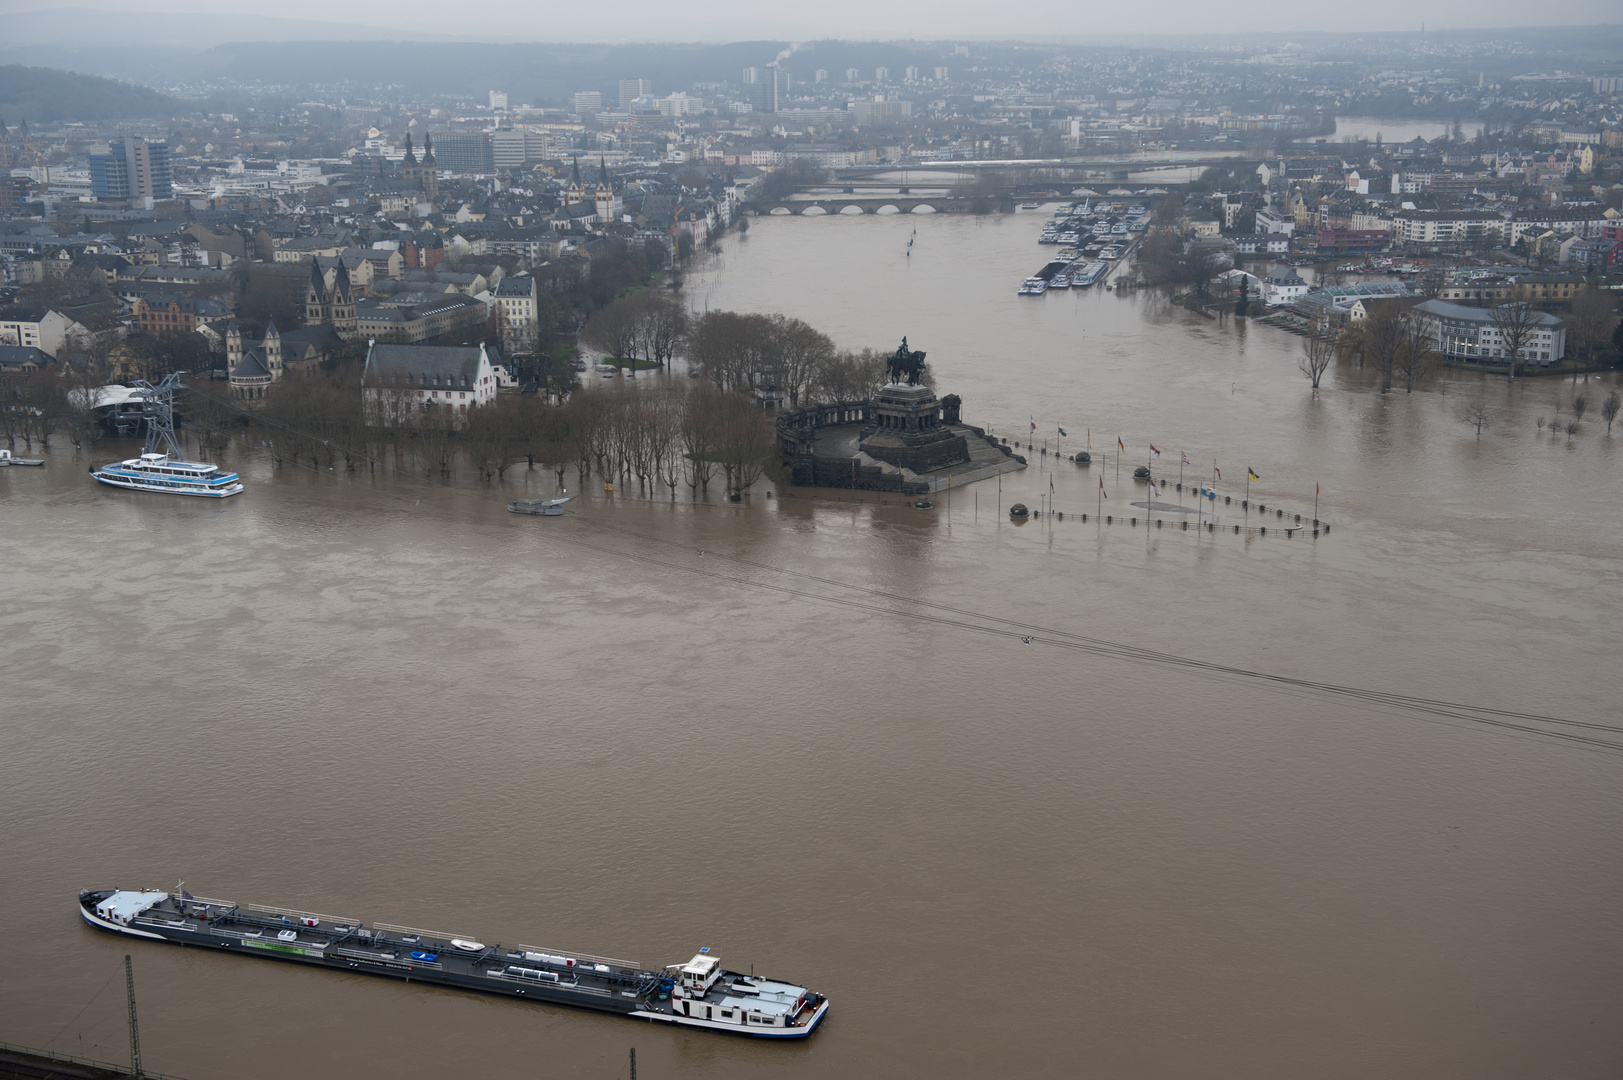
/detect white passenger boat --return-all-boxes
[90,373,241,497]
[93,452,245,497]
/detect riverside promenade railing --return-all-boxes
[0,1039,193,1080]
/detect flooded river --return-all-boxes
[2,213,1620,1079]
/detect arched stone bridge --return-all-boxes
[755,198,973,216]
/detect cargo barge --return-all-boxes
[79,887,829,1038]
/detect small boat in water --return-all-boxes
[508,496,572,516]
[0,449,45,466]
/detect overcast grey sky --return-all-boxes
[3,0,1619,42]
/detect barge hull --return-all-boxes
[77,890,826,1038]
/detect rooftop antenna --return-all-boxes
[130,372,184,458]
[125,954,143,1079]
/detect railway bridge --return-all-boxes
[754,197,974,216]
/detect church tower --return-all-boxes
[330,263,357,338]
[264,319,282,379]
[593,156,621,223]
[420,132,438,199]
[565,156,586,206]
[305,257,330,324]
[401,132,420,187]
[225,320,242,368]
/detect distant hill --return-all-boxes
[0,64,179,123]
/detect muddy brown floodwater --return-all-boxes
[3,212,1621,1080]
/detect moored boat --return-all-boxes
[90,373,243,498]
[0,449,45,466]
[508,496,572,516]
[78,886,829,1038]
[93,453,244,497]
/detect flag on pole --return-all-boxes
[1099,477,1107,499]
[1316,482,1320,495]
[1248,467,1261,482]
[1116,436,1125,451]
[1148,479,1160,498]
[1058,425,1068,437]
[1030,416,1037,433]
[1050,476,1055,496]
[1181,451,1191,466]
[1149,444,1161,457]
[1214,465,1222,480]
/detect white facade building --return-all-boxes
[1261,265,1309,306]
[1412,300,1566,367]
[361,342,500,426]
[1255,210,1295,237]
[0,306,70,357]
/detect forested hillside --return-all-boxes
[0,65,178,123]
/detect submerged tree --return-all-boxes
[1453,380,1496,437]
[1299,328,1334,391]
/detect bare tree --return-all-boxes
[1415,265,1446,299]
[713,391,772,497]
[582,299,640,369]
[1570,392,1588,428]
[768,315,835,408]
[1364,304,1404,393]
[61,355,110,448]
[1186,247,1226,299]
[1453,380,1496,437]
[1487,302,1541,380]
[1395,311,1434,394]
[1299,328,1334,390]
[1601,391,1620,435]
[812,348,888,403]
[678,382,724,494]
[687,310,774,392]
[1565,287,1614,382]
[629,293,687,370]
[1334,322,1367,369]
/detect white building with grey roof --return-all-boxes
[1411,300,1566,367]
[361,342,499,426]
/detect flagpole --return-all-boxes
[1178,456,1184,492]
[1314,483,1319,527]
